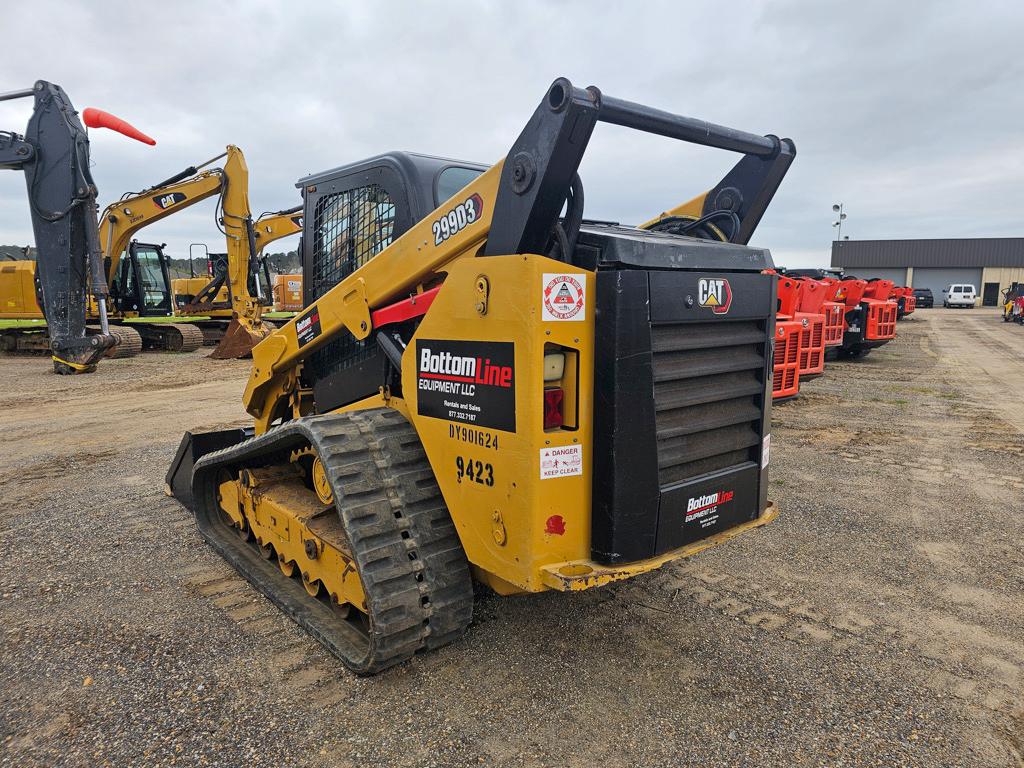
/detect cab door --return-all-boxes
[128,242,174,317]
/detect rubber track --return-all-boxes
[190,408,473,674]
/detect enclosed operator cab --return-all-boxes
[109,241,175,317]
[298,153,488,410]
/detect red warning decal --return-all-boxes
[542,273,585,322]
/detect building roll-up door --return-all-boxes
[912,268,983,304]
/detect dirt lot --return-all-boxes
[1,308,1022,767]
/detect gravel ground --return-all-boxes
[1,309,1022,767]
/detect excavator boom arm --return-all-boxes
[98,145,272,358]
[99,170,225,284]
[254,206,303,255]
[0,81,113,372]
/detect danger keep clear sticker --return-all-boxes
[542,273,586,322]
[539,445,583,479]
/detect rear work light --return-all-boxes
[543,352,565,382]
[543,387,564,430]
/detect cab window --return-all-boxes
[134,245,170,311]
[436,166,483,206]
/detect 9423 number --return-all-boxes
[455,455,494,487]
[432,193,483,245]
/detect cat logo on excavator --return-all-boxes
[154,192,187,210]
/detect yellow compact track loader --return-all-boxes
[168,78,795,673]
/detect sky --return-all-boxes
[1,1,1022,268]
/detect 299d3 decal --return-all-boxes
[432,193,483,245]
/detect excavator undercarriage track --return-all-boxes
[0,322,203,359]
[134,322,205,353]
[191,408,474,674]
[102,325,143,358]
[0,324,143,358]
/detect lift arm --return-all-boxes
[243,78,795,428]
[638,119,795,244]
[0,81,152,373]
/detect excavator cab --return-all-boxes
[109,241,175,317]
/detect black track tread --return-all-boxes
[132,322,205,353]
[356,409,475,650]
[160,322,205,353]
[190,408,473,674]
[100,325,143,358]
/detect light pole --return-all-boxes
[832,203,847,242]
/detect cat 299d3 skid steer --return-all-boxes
[168,78,795,674]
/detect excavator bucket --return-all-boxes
[208,318,272,359]
[82,108,156,145]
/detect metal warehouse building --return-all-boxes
[831,238,1024,306]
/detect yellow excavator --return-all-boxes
[99,145,279,357]
[169,78,795,673]
[2,143,297,360]
[172,205,303,324]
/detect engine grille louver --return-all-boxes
[652,320,767,486]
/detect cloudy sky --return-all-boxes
[1,1,1021,267]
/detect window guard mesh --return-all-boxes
[308,185,396,377]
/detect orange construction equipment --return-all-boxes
[818,282,845,347]
[771,274,808,400]
[773,319,801,400]
[272,274,303,312]
[861,279,898,342]
[827,277,895,358]
[892,286,916,318]
[774,274,827,390]
[791,277,827,380]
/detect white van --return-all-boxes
[942,284,977,308]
